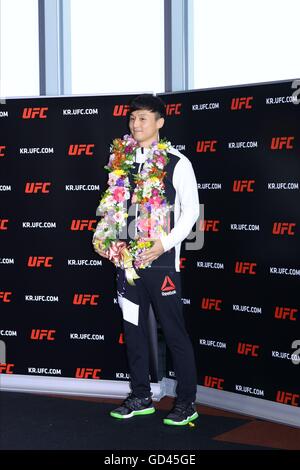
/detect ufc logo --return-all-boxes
[272,222,296,235]
[196,140,217,152]
[276,391,299,406]
[70,219,97,231]
[199,220,220,232]
[237,342,260,357]
[165,103,182,115]
[232,180,255,192]
[0,145,6,157]
[113,105,130,117]
[73,294,100,306]
[274,307,298,321]
[271,136,294,150]
[0,292,12,302]
[119,333,125,344]
[27,256,54,268]
[68,144,95,156]
[204,375,224,389]
[179,257,186,269]
[30,329,56,340]
[231,97,253,110]
[201,298,222,311]
[0,363,14,374]
[0,219,9,230]
[25,182,51,193]
[75,368,101,379]
[22,107,48,119]
[235,262,257,275]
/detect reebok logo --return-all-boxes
[161,276,176,296]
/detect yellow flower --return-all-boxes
[150,177,159,183]
[114,169,125,176]
[158,143,168,150]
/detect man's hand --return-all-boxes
[140,239,164,266]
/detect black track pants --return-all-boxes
[117,267,197,402]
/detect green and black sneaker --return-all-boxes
[110,393,155,419]
[163,401,198,426]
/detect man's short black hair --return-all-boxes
[129,94,166,120]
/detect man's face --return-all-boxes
[129,109,164,147]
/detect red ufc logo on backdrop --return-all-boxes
[0,145,6,157]
[270,136,294,150]
[25,182,51,193]
[196,140,217,152]
[201,298,222,311]
[235,262,257,275]
[272,222,296,235]
[0,363,14,374]
[75,368,102,379]
[203,376,224,390]
[73,294,100,306]
[179,258,186,269]
[232,180,255,192]
[165,103,182,115]
[113,105,130,117]
[68,144,95,156]
[230,97,253,110]
[237,342,260,357]
[0,291,12,302]
[0,219,9,230]
[30,329,56,340]
[27,256,54,268]
[199,220,220,232]
[70,219,97,231]
[274,307,298,321]
[22,107,48,119]
[276,391,299,406]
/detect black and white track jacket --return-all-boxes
[126,146,199,272]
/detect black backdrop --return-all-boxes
[0,79,299,407]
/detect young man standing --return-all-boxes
[93,94,199,426]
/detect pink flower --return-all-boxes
[137,218,155,233]
[149,196,162,208]
[113,187,125,202]
[157,156,166,165]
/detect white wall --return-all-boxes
[0,0,39,97]
[70,0,165,95]
[193,0,300,89]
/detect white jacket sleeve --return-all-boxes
[160,156,199,252]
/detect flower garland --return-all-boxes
[93,134,172,283]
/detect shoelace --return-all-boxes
[123,394,148,410]
[172,402,193,415]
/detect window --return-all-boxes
[0,0,39,97]
[193,0,300,89]
[70,0,165,95]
